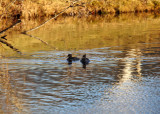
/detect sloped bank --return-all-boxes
[0,0,160,19]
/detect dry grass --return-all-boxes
[0,0,160,19]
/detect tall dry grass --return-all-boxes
[0,0,160,19]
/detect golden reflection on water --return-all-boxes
[0,13,160,55]
[0,56,26,113]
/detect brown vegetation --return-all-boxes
[0,0,160,19]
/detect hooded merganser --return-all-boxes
[67,54,80,63]
[80,54,90,65]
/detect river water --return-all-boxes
[0,14,160,114]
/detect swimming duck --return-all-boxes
[80,54,90,65]
[67,54,80,63]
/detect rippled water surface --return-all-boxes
[0,14,160,114]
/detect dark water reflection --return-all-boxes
[0,14,160,114]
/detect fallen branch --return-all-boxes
[0,39,22,54]
[0,19,21,35]
[22,1,84,34]
[1,35,7,40]
[21,33,56,49]
[23,33,48,45]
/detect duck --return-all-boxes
[67,54,80,63]
[80,54,90,65]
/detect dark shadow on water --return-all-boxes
[68,61,72,65]
[82,64,86,69]
[82,63,90,69]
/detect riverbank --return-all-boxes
[0,0,160,19]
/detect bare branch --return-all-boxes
[0,39,22,54]
[22,33,48,45]
[21,32,56,49]
[0,19,21,35]
[22,1,83,33]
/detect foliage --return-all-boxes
[0,0,160,18]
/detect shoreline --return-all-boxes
[0,0,160,19]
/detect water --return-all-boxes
[0,14,160,114]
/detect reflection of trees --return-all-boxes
[0,58,25,113]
